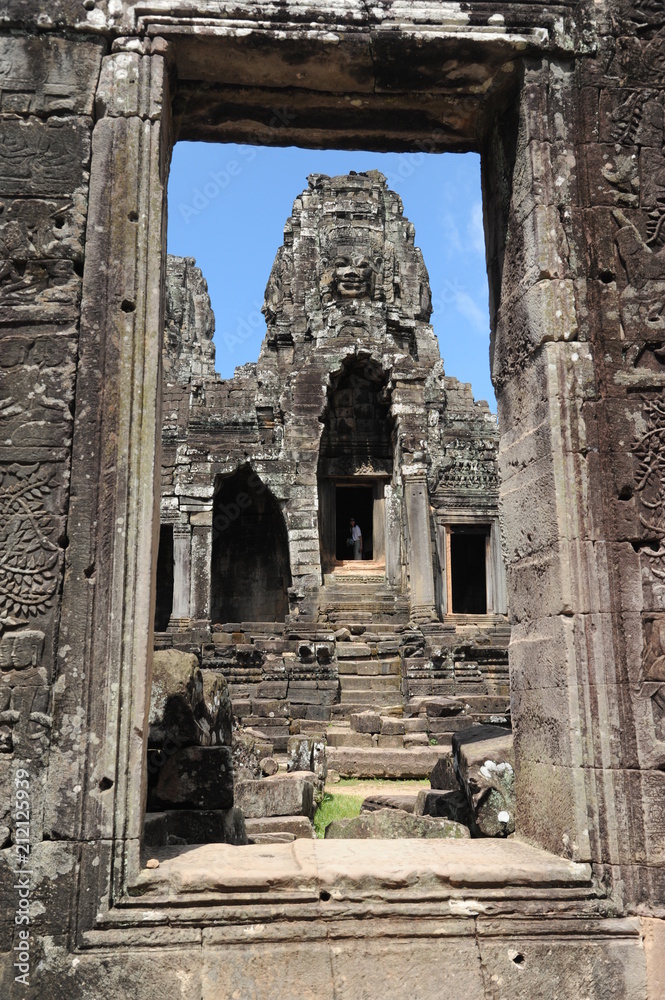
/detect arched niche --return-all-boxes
[210,466,291,623]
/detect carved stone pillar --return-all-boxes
[404,473,437,622]
[48,41,172,901]
[189,512,212,623]
[169,523,192,629]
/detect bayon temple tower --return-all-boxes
[155,171,510,737]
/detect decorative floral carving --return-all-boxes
[633,396,665,577]
[0,464,59,617]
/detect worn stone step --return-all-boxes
[333,622,403,635]
[326,731,375,748]
[340,674,401,692]
[327,745,450,779]
[337,658,401,675]
[336,643,372,659]
[340,689,402,705]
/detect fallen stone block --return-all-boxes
[260,756,279,776]
[324,807,470,839]
[350,710,381,734]
[150,746,234,811]
[424,697,467,718]
[453,725,515,836]
[327,746,449,780]
[427,716,478,736]
[360,794,417,814]
[250,832,297,844]
[235,775,315,819]
[244,815,314,839]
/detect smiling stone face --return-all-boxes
[332,253,373,298]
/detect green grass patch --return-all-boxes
[314,793,365,838]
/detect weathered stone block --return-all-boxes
[0,34,103,116]
[424,697,466,718]
[404,717,428,733]
[360,794,417,813]
[377,734,403,748]
[337,643,371,658]
[380,716,405,735]
[404,732,429,746]
[350,710,382,734]
[244,815,314,839]
[235,776,314,819]
[324,807,470,839]
[328,747,448,780]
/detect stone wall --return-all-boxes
[0,3,663,997]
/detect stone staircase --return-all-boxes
[331,623,405,719]
[319,570,410,624]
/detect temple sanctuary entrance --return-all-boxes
[154,525,174,631]
[318,358,393,572]
[449,526,488,614]
[210,467,291,623]
[335,483,373,560]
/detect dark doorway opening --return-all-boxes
[450,529,487,613]
[211,467,291,623]
[154,524,174,631]
[336,485,373,560]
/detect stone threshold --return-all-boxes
[131,838,593,901]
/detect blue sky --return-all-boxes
[167,144,495,408]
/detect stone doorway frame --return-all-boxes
[62,3,659,943]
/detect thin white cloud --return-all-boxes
[455,290,489,334]
[439,209,464,257]
[467,201,485,256]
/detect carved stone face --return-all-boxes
[333,253,373,298]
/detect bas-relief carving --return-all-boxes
[0,335,76,447]
[0,118,90,198]
[609,89,664,147]
[0,35,102,116]
[0,464,60,619]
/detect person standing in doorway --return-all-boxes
[349,518,362,560]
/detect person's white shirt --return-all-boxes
[351,524,361,541]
